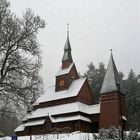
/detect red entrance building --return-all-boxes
[15,30,128,136]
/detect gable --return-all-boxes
[69,64,78,80]
[77,79,94,105]
[55,63,78,92]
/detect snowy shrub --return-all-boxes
[98,126,122,139]
[98,126,140,140]
[107,126,120,139]
[127,130,140,140]
[92,133,98,139]
[98,128,108,139]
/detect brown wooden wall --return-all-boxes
[16,120,97,136]
[62,60,72,69]
[99,92,128,130]
[69,64,78,80]
[77,80,94,105]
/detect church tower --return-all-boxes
[55,25,78,92]
[99,51,128,130]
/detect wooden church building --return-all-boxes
[15,29,128,136]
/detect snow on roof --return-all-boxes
[18,102,99,132]
[35,78,86,104]
[23,119,45,127]
[56,63,73,76]
[100,53,120,94]
[80,103,100,114]
[23,102,100,120]
[14,124,25,132]
[50,115,92,123]
[122,115,127,121]
[15,119,45,132]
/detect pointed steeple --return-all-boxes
[100,50,120,94]
[62,24,73,69]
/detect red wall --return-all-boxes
[99,92,128,129]
[77,80,94,105]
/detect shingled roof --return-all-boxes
[100,52,120,94]
[62,29,73,62]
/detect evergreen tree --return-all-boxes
[84,62,106,103]
[85,63,140,130]
[123,69,140,130]
[127,130,140,140]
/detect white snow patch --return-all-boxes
[15,119,45,132]
[23,102,100,120]
[14,124,25,132]
[1,132,140,140]
[0,133,97,140]
[122,115,127,121]
[35,78,86,103]
[56,63,74,76]
[23,119,45,127]
[50,115,92,123]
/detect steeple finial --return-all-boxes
[67,23,69,37]
[110,49,113,57]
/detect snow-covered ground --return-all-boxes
[1,131,140,140]
[0,132,96,140]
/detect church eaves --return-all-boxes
[100,51,120,94]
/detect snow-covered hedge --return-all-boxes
[98,126,140,140]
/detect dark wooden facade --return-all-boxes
[99,92,128,130]
[16,120,98,136]
[15,58,98,136]
[15,32,128,136]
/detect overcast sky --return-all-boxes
[10,0,140,87]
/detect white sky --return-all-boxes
[10,0,140,87]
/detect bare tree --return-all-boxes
[0,0,45,113]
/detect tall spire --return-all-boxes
[100,50,120,94]
[63,23,71,51]
[62,24,73,69]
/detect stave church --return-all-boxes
[15,28,128,136]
